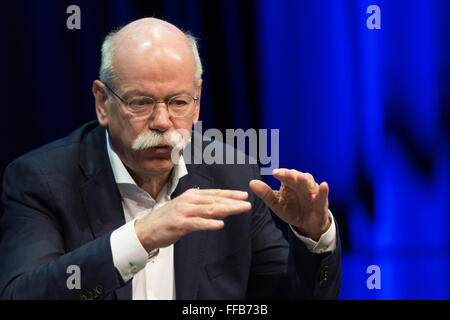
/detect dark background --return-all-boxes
[0,0,449,299]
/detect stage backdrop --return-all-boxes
[0,0,448,299]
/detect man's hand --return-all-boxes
[135,189,251,252]
[249,169,330,241]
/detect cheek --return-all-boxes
[172,118,194,134]
[108,111,144,146]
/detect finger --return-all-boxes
[194,200,252,219]
[191,196,256,209]
[296,172,318,193]
[190,189,249,200]
[249,179,279,209]
[186,217,225,233]
[188,195,250,207]
[272,169,297,189]
[317,181,329,207]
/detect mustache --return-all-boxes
[132,129,190,151]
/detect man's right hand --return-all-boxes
[134,188,251,252]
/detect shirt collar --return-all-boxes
[106,130,187,197]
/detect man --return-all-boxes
[0,18,341,299]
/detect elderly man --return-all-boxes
[0,18,341,299]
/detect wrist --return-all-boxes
[293,215,332,242]
[134,218,156,253]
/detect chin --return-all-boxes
[140,158,175,175]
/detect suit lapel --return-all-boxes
[78,125,130,299]
[79,126,125,239]
[172,164,214,299]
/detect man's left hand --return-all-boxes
[249,169,331,241]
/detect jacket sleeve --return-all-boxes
[246,164,341,300]
[287,218,342,299]
[0,158,122,299]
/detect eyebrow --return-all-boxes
[121,89,192,99]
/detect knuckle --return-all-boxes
[304,172,313,180]
[182,190,193,200]
[206,204,214,215]
[175,201,190,216]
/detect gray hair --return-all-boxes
[99,29,203,89]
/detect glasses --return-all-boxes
[104,82,198,118]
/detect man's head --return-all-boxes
[92,18,203,180]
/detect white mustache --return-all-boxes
[132,130,189,151]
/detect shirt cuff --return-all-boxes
[110,218,149,283]
[289,210,337,254]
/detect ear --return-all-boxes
[92,80,109,127]
[193,79,202,124]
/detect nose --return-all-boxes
[148,103,172,132]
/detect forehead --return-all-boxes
[113,63,197,98]
[112,26,196,91]
[115,82,195,100]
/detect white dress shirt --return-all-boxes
[107,131,336,300]
[107,131,186,300]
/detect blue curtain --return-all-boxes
[257,0,449,299]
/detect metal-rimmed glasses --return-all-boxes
[103,82,199,118]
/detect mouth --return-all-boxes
[150,145,172,154]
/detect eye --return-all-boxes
[128,97,154,111]
[169,97,191,108]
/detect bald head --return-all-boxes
[115,18,186,43]
[99,18,202,89]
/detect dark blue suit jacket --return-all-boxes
[0,122,341,299]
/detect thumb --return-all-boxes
[249,179,279,209]
[317,181,329,207]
